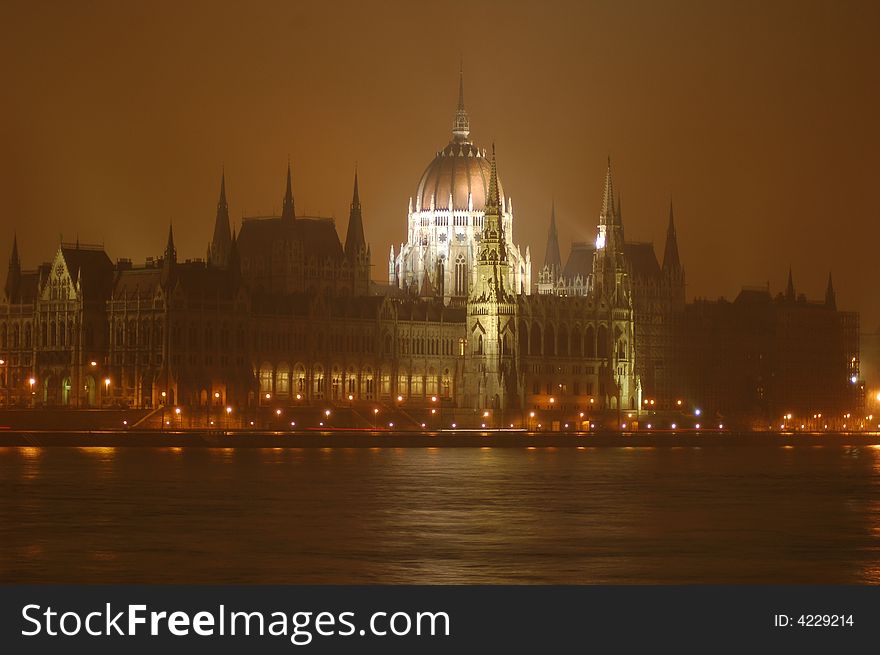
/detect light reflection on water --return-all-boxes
[1,444,879,584]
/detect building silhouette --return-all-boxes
[0,72,861,427]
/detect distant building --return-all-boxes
[679,272,860,425]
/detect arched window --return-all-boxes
[558,325,569,357]
[585,325,596,358]
[597,325,609,358]
[519,320,529,355]
[454,254,467,296]
[572,326,583,357]
[530,324,542,356]
[544,324,555,357]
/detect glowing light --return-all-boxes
[275,409,282,416]
[719,424,724,429]
[431,396,437,402]
[373,408,379,415]
[695,423,701,429]
[295,393,302,400]
[549,397,555,404]
[389,422,394,427]
[529,411,535,418]
[174,407,180,415]
[348,394,353,401]
[214,392,220,399]
[226,406,232,414]
[676,399,682,406]
[483,411,490,417]
[695,408,701,416]
[265,393,271,399]
[451,423,457,428]
[290,421,295,427]
[422,423,426,428]
[122,420,127,425]
[28,377,36,386]
[90,360,97,367]
[397,395,403,402]
[324,409,331,417]
[671,423,677,429]
[647,423,652,429]
[595,232,606,249]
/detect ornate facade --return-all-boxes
[537,173,685,408]
[390,70,531,305]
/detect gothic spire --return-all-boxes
[344,167,366,259]
[543,201,562,271]
[5,234,21,303]
[452,63,470,142]
[210,169,232,268]
[161,223,177,288]
[785,267,795,301]
[281,159,295,222]
[486,143,501,214]
[825,272,836,310]
[600,157,615,222]
[662,200,681,273]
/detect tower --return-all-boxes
[785,267,795,302]
[344,168,371,296]
[825,272,836,311]
[589,159,638,415]
[464,146,520,414]
[281,160,295,223]
[662,201,685,306]
[161,224,177,289]
[538,201,562,294]
[208,170,232,268]
[591,158,629,302]
[4,234,21,303]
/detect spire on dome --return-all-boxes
[543,201,562,272]
[210,169,232,268]
[825,272,836,310]
[452,63,470,142]
[662,200,681,273]
[281,159,295,222]
[344,167,366,259]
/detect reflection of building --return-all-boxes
[680,272,860,424]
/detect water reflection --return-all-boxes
[1,445,879,584]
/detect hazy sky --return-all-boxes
[3,1,879,325]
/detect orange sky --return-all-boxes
[3,0,879,326]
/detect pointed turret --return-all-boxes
[785,267,795,301]
[209,170,232,268]
[543,201,562,273]
[281,160,295,222]
[452,63,470,142]
[161,224,177,288]
[228,226,241,287]
[825,272,836,310]
[600,157,616,221]
[662,201,682,273]
[4,234,22,303]
[344,168,366,259]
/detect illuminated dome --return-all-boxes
[415,141,505,212]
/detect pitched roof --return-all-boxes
[236,216,344,261]
[623,242,661,279]
[562,242,595,280]
[61,246,114,301]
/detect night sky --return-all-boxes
[3,1,878,326]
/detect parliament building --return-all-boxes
[0,73,860,427]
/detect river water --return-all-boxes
[2,443,879,583]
